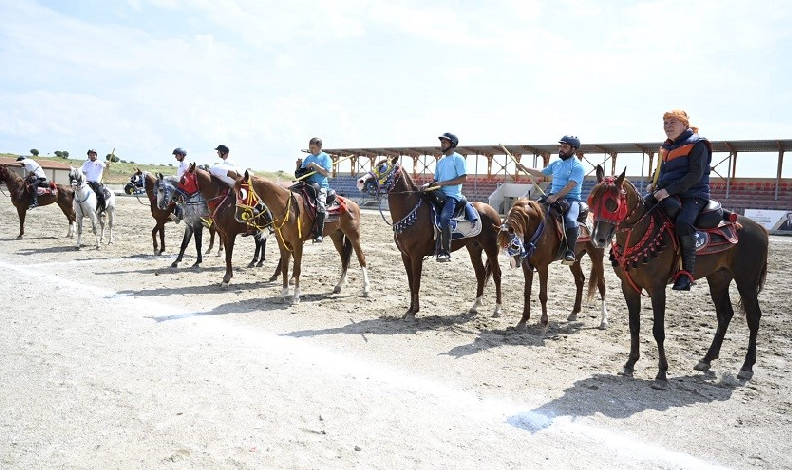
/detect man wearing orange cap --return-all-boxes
[647,110,712,291]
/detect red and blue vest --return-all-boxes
[658,130,712,199]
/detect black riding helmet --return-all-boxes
[16,156,25,161]
[438,132,459,148]
[172,147,187,156]
[87,149,97,156]
[558,135,581,149]
[214,144,229,154]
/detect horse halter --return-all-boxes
[499,224,528,259]
[366,161,400,195]
[235,176,271,228]
[588,177,629,225]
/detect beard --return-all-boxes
[559,150,573,161]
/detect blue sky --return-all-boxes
[1,0,790,178]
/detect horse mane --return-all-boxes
[505,197,545,235]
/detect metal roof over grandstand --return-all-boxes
[325,139,792,158]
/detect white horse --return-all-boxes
[69,167,115,250]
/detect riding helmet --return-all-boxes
[87,149,98,155]
[214,144,229,154]
[558,135,581,149]
[172,147,187,156]
[16,156,25,161]
[438,132,459,147]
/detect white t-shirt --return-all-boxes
[20,158,46,179]
[80,159,107,183]
[176,160,189,179]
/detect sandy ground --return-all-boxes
[1,195,791,470]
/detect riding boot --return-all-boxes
[313,212,325,243]
[173,205,183,224]
[673,234,697,291]
[29,191,39,210]
[562,226,578,265]
[437,224,452,262]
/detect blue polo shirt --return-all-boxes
[301,152,332,189]
[435,152,467,200]
[541,157,585,201]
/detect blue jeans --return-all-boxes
[440,197,459,229]
[564,199,580,228]
[676,197,706,236]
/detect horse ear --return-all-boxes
[615,167,626,187]
[388,155,399,164]
[492,223,501,231]
[596,165,604,183]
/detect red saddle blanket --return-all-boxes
[694,221,740,255]
[34,183,58,196]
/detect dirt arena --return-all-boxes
[1,194,790,470]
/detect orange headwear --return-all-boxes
[663,109,699,133]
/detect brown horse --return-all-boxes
[496,197,608,331]
[588,165,768,387]
[357,156,502,321]
[124,168,219,256]
[0,164,76,239]
[235,171,370,303]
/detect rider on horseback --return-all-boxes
[80,149,111,213]
[646,109,712,291]
[420,132,469,262]
[295,137,332,243]
[210,144,240,187]
[170,147,189,224]
[517,135,585,265]
[16,155,48,210]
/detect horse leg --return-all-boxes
[256,236,266,267]
[733,269,763,380]
[220,232,237,287]
[172,225,191,268]
[344,230,370,297]
[516,263,535,332]
[649,287,669,388]
[280,248,292,299]
[693,271,734,374]
[206,225,216,255]
[106,208,114,245]
[248,233,261,268]
[269,257,282,282]
[59,199,75,238]
[589,248,609,329]
[291,244,303,304]
[329,232,348,294]
[75,215,83,249]
[91,213,100,250]
[400,253,417,320]
[152,223,161,255]
[192,224,203,268]
[488,249,503,318]
[16,206,25,239]
[622,285,643,378]
[566,261,585,322]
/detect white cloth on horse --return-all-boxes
[211,157,240,187]
[19,158,46,180]
[176,160,189,180]
[80,160,107,183]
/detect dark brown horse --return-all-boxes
[588,165,768,387]
[125,168,220,256]
[357,156,502,321]
[496,197,607,331]
[184,163,251,287]
[235,171,370,303]
[0,164,76,239]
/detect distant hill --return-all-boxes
[1,152,290,184]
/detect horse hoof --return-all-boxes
[191,264,201,269]
[292,297,301,305]
[598,321,609,330]
[333,286,342,294]
[362,290,370,298]
[170,263,178,269]
[268,275,279,282]
[247,262,255,268]
[515,322,527,332]
[737,369,754,381]
[694,361,711,372]
[619,368,634,378]
[402,312,416,322]
[220,281,229,289]
[16,235,23,240]
[650,379,669,390]
[567,313,578,322]
[491,310,502,318]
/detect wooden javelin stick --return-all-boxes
[499,143,547,196]
[295,155,354,182]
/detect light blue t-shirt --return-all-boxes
[541,157,585,201]
[301,152,332,189]
[435,152,467,200]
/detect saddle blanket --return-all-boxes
[694,222,739,256]
[35,184,58,196]
[431,203,482,240]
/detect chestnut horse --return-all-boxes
[0,164,76,239]
[588,165,768,387]
[496,197,608,331]
[235,171,370,303]
[357,156,502,321]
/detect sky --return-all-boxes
[1,0,790,178]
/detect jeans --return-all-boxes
[440,196,459,229]
[564,199,580,228]
[676,197,707,236]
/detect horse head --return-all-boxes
[154,172,179,211]
[68,166,85,188]
[233,169,264,224]
[496,198,545,259]
[588,164,634,248]
[357,155,400,196]
[124,168,146,195]
[0,165,8,183]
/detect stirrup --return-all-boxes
[562,250,575,265]
[436,251,451,262]
[312,235,323,243]
[672,270,694,291]
[200,217,213,228]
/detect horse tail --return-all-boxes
[586,263,599,304]
[340,234,353,276]
[484,256,493,284]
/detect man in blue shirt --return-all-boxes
[421,132,468,262]
[517,135,585,265]
[295,137,332,242]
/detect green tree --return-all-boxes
[63,150,70,158]
[54,151,64,158]
[30,149,39,157]
[111,155,120,163]
[106,154,112,161]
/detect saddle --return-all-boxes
[425,191,482,241]
[658,197,740,255]
[290,182,344,217]
[29,180,58,196]
[543,198,592,241]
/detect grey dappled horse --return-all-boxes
[68,167,115,250]
[155,173,210,268]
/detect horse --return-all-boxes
[234,170,370,303]
[68,167,115,249]
[588,165,768,387]
[125,168,221,256]
[496,197,608,331]
[0,164,76,239]
[154,173,212,268]
[357,156,502,321]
